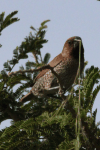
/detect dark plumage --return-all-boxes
[20,36,84,102]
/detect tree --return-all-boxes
[0,11,100,150]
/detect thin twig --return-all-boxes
[8,65,50,76]
[32,52,39,64]
[76,39,81,150]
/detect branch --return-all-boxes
[32,52,39,64]
[8,65,51,76]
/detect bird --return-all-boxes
[20,36,84,103]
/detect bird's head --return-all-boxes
[62,36,84,59]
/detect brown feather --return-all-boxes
[34,53,63,81]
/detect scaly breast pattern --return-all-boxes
[32,58,84,97]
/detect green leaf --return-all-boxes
[93,85,100,100]
[18,54,28,59]
[0,12,5,22]
[30,26,36,31]
[0,82,4,90]
[0,11,20,32]
[41,19,50,26]
[43,53,51,64]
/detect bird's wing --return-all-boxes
[34,53,63,81]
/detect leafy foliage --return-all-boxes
[0,11,100,150]
[0,11,19,48]
[0,11,19,32]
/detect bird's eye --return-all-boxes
[68,40,71,45]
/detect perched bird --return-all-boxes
[20,36,84,103]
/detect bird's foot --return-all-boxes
[58,87,64,96]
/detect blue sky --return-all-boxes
[0,0,100,129]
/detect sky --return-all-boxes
[0,0,100,129]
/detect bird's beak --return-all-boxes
[74,37,82,48]
[74,36,81,41]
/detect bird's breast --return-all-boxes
[32,58,84,96]
[51,58,83,89]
